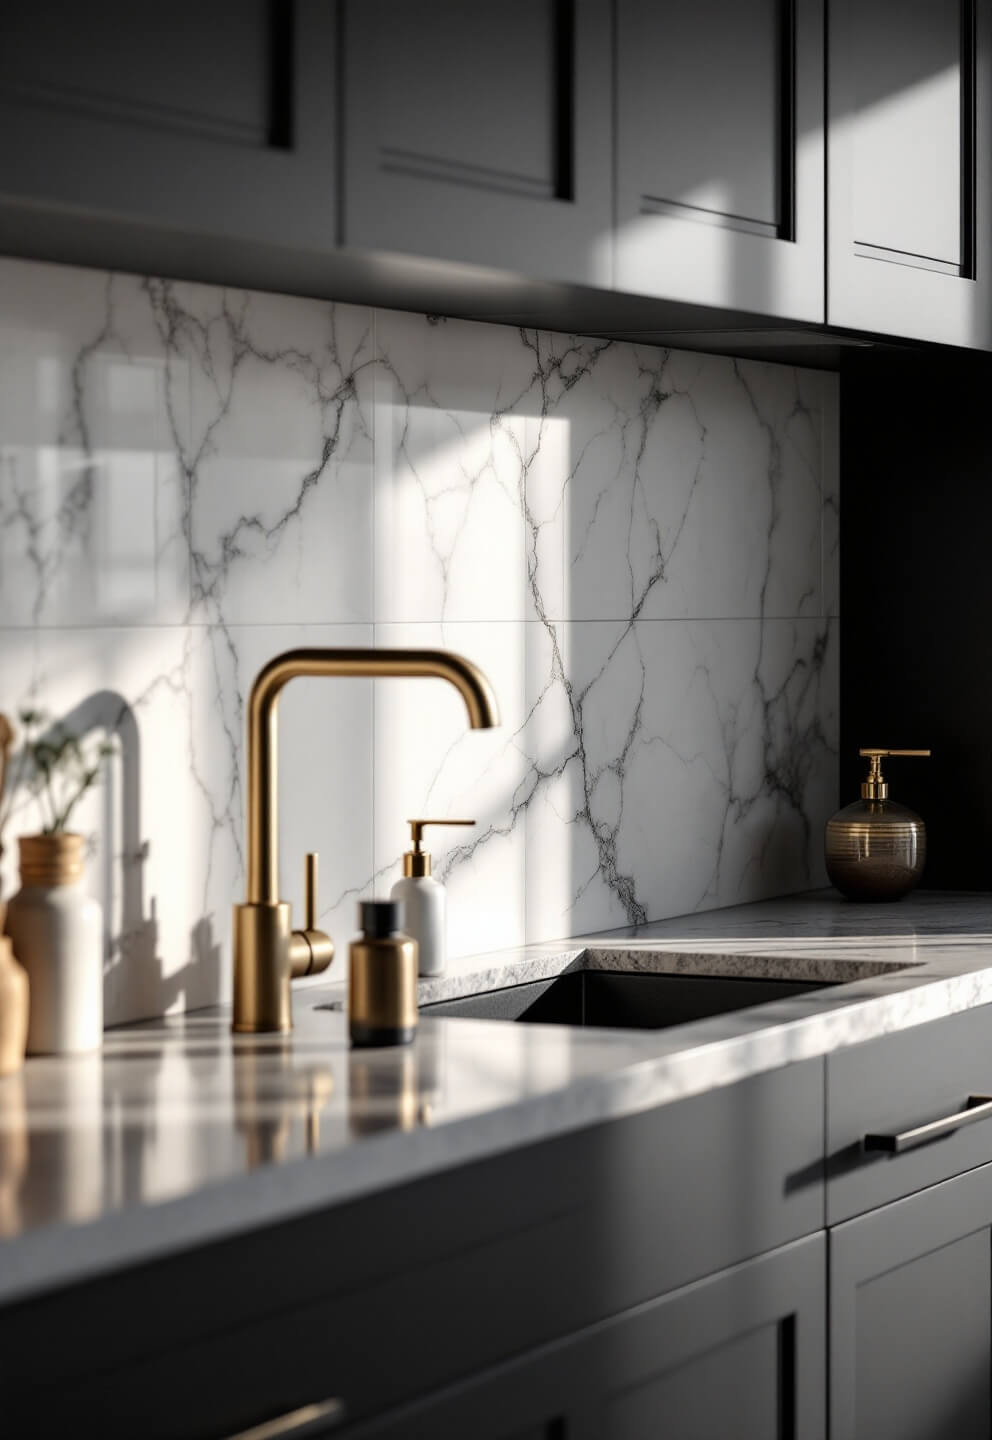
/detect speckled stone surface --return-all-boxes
[3,889,992,1307]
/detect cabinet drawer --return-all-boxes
[826,1003,992,1224]
[0,1059,823,1438]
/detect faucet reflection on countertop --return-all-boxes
[232,648,499,1035]
[233,1044,335,1167]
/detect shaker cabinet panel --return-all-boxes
[828,0,992,346]
[0,1,338,253]
[341,0,613,286]
[830,1161,992,1440]
[615,0,825,321]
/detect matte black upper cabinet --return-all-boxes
[0,1,337,256]
[341,0,613,287]
[615,0,825,323]
[828,0,992,347]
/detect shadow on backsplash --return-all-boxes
[0,688,221,1025]
[68,690,223,1024]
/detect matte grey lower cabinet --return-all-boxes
[340,1235,827,1440]
[830,1160,992,1440]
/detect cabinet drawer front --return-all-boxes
[826,1003,992,1223]
[0,1060,823,1438]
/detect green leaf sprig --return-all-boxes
[1,709,114,838]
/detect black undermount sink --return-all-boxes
[421,969,837,1032]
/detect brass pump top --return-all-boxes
[859,747,931,801]
[403,818,476,878]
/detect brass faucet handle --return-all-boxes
[304,851,318,931]
[290,851,334,980]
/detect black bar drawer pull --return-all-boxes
[865,1094,992,1154]
[223,1398,344,1440]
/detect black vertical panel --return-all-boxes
[267,0,296,150]
[778,0,798,243]
[839,349,992,889]
[553,0,575,202]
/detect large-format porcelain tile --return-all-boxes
[141,281,376,627]
[0,622,374,1024]
[0,264,188,626]
[372,312,568,624]
[522,618,839,941]
[371,621,528,958]
[562,348,832,623]
[0,254,841,1017]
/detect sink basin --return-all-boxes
[421,969,836,1032]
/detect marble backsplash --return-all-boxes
[0,255,838,1024]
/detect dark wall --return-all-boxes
[840,349,992,890]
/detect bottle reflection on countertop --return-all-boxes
[0,1071,27,1237]
[347,1034,441,1137]
[16,1054,104,1228]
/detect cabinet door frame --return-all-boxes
[614,0,825,322]
[830,1161,992,1440]
[341,0,613,287]
[0,0,338,252]
[828,0,992,346]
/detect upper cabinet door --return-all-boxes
[0,1,337,252]
[828,0,992,346]
[341,0,613,287]
[615,0,825,322]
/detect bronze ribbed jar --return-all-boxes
[825,748,930,901]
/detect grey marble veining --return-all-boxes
[3,892,992,1308]
[0,256,838,1027]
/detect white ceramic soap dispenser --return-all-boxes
[390,819,475,977]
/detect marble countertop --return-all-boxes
[3,888,992,1307]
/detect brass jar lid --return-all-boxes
[18,833,85,886]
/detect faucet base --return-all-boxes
[233,901,293,1033]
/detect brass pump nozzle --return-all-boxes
[404,818,476,878]
[859,748,931,801]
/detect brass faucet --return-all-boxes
[232,648,500,1033]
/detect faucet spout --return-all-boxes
[233,648,499,1033]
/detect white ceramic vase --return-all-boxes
[4,834,102,1055]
